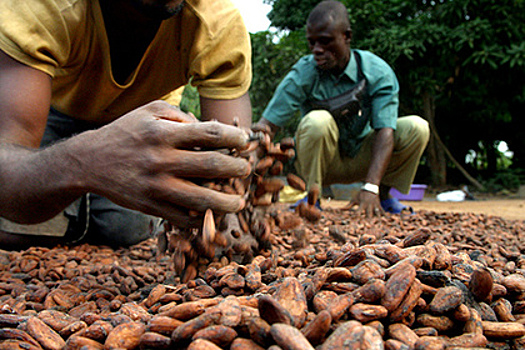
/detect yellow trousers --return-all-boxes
[294,111,430,194]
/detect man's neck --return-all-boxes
[99,0,162,84]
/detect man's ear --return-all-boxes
[345,28,353,44]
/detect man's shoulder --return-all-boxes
[294,55,317,68]
[354,49,388,64]
[289,55,319,78]
[354,49,393,72]
[184,0,242,25]
[1,0,88,17]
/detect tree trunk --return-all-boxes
[421,91,485,191]
[422,91,447,187]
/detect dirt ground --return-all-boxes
[323,196,525,221]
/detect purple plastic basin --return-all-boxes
[389,184,427,201]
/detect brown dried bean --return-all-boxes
[300,310,331,345]
[349,303,388,323]
[273,277,308,328]
[388,323,419,349]
[0,328,41,348]
[192,325,238,347]
[64,335,104,349]
[429,285,464,314]
[320,320,362,350]
[270,323,315,350]
[104,321,145,350]
[187,338,223,350]
[230,337,265,350]
[171,310,221,343]
[139,331,172,349]
[381,264,416,313]
[247,317,272,347]
[481,320,525,339]
[146,315,184,336]
[26,316,66,350]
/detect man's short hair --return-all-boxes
[307,0,350,32]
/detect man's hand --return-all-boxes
[72,101,251,226]
[344,190,384,217]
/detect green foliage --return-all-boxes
[481,168,524,193]
[250,30,309,125]
[265,0,318,31]
[340,0,525,172]
[179,84,201,119]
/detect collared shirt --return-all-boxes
[263,49,399,156]
[0,0,251,124]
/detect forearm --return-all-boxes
[0,141,86,224]
[200,93,252,129]
[365,128,394,185]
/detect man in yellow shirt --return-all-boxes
[0,0,253,248]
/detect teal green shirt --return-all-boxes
[263,49,399,156]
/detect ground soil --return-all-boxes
[323,195,525,221]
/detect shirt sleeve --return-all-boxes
[262,58,311,127]
[187,0,252,100]
[363,52,400,130]
[0,0,75,77]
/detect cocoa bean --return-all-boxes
[381,264,416,313]
[300,310,331,345]
[388,323,419,349]
[230,337,265,350]
[192,325,237,347]
[171,310,221,343]
[273,277,308,328]
[348,303,388,323]
[481,320,525,339]
[26,316,66,350]
[270,323,315,350]
[321,321,363,350]
[104,321,145,350]
[139,331,172,349]
[258,294,293,325]
[429,285,464,314]
[286,174,306,192]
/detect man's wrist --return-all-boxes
[361,182,379,195]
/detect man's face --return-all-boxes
[306,18,351,74]
[130,0,186,20]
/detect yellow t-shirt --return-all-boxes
[0,0,251,123]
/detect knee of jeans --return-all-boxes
[297,110,335,141]
[90,211,155,247]
[400,116,430,145]
[414,117,430,144]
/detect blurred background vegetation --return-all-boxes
[181,0,524,194]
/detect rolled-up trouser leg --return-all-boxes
[294,112,429,195]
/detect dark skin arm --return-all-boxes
[200,93,252,130]
[0,51,250,227]
[257,116,393,217]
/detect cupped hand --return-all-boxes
[343,190,384,218]
[74,101,251,226]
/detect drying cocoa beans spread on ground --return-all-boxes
[1,131,525,350]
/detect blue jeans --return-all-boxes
[41,109,159,247]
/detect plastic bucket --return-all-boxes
[389,184,427,201]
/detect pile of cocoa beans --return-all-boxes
[156,127,318,284]
[1,205,525,349]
